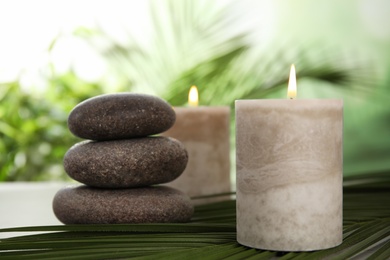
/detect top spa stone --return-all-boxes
[68,93,176,140]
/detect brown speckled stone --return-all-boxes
[68,93,176,140]
[64,137,188,188]
[52,185,194,224]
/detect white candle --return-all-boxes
[162,86,231,203]
[235,65,343,251]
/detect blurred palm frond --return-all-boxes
[75,0,375,107]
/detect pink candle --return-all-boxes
[162,86,231,203]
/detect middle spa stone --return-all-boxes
[64,136,188,188]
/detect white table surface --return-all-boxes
[0,182,69,238]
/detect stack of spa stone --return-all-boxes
[53,93,193,224]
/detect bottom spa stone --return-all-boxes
[52,185,194,224]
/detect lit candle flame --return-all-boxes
[188,85,199,106]
[287,64,297,99]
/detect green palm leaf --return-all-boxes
[1,172,389,259]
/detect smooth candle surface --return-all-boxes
[162,107,231,203]
[236,99,343,251]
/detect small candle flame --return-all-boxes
[287,64,297,99]
[188,85,199,106]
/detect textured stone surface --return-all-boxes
[236,99,343,251]
[53,185,194,224]
[64,137,188,188]
[68,93,176,140]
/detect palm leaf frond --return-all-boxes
[1,172,389,259]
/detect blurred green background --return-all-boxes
[1,0,389,181]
